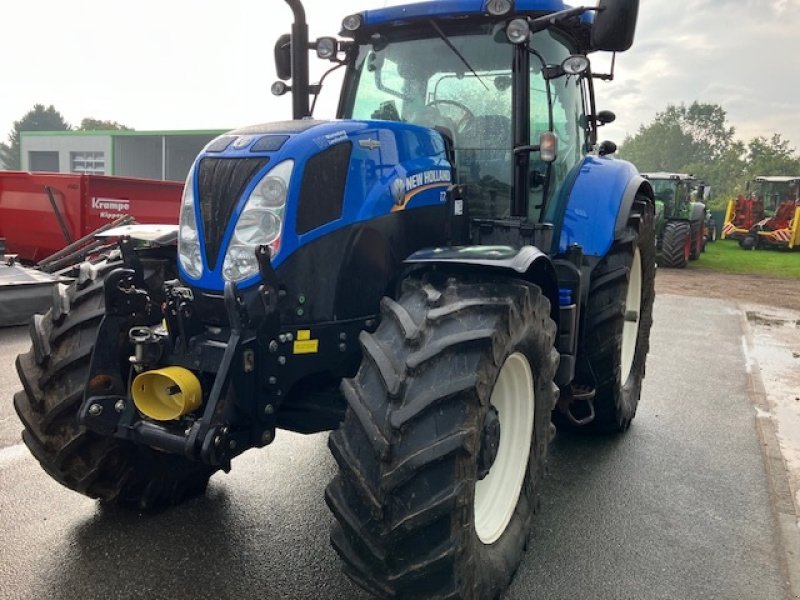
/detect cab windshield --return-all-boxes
[342,24,585,220]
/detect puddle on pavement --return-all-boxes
[744,305,800,512]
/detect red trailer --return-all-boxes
[0,171,182,262]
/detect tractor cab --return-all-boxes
[750,176,800,214]
[338,19,588,222]
[275,0,634,241]
[644,172,696,220]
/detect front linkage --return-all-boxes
[78,240,360,470]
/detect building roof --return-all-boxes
[20,129,228,138]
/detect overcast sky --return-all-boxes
[2,0,799,150]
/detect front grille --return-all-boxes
[197,158,268,270]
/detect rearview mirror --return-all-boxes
[591,0,639,52]
[275,33,292,80]
[595,110,616,125]
[598,140,618,156]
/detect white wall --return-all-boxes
[20,135,112,173]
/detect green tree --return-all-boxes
[0,104,71,170]
[619,120,695,173]
[744,134,800,180]
[618,102,744,201]
[78,118,132,131]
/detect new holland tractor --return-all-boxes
[13,1,653,597]
[642,172,707,268]
[722,176,800,250]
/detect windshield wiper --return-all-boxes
[428,19,489,91]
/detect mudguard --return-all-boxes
[404,245,560,323]
[554,156,653,257]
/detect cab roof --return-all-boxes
[360,0,591,27]
[754,176,800,183]
[641,173,697,182]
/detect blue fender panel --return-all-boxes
[558,156,651,257]
[404,245,560,324]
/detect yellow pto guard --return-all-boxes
[132,367,203,421]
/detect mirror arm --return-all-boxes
[591,52,617,81]
[529,5,598,33]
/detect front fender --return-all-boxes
[404,245,560,324]
[556,156,653,257]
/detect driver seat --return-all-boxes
[456,115,512,186]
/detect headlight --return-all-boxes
[222,160,294,282]
[178,169,203,279]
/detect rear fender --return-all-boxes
[689,202,706,223]
[556,156,653,256]
[404,246,560,324]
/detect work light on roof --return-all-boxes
[342,14,363,32]
[506,18,530,44]
[486,0,513,16]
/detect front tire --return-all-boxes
[325,275,559,599]
[582,198,656,432]
[14,259,216,510]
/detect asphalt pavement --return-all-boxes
[0,294,794,600]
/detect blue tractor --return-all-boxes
[15,0,654,597]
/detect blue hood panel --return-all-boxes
[181,120,452,291]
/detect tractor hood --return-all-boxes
[179,119,451,291]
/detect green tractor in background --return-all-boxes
[643,173,708,268]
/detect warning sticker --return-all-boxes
[293,340,319,355]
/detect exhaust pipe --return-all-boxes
[132,367,203,421]
[284,0,311,119]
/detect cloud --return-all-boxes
[600,0,800,151]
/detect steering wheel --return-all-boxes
[426,99,475,131]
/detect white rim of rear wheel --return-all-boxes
[620,247,642,384]
[474,352,534,545]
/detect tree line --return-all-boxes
[0,104,131,170]
[618,102,800,208]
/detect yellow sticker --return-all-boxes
[293,340,319,355]
[297,330,311,341]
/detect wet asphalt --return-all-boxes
[0,294,791,600]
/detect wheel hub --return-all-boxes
[477,407,501,480]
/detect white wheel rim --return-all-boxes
[620,247,642,384]
[474,352,534,545]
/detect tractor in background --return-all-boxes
[642,172,707,268]
[13,1,652,597]
[723,176,800,250]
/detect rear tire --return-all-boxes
[325,275,559,599]
[581,198,656,432]
[14,259,215,510]
[689,220,703,260]
[660,220,691,268]
[740,234,757,250]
